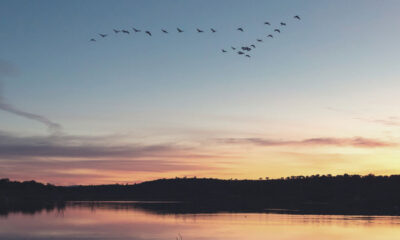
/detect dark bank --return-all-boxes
[1,174,400,216]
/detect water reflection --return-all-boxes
[1,201,400,240]
[0,201,66,217]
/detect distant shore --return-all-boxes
[1,174,400,216]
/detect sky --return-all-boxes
[1,0,400,185]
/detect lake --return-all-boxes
[1,201,400,240]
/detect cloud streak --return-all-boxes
[0,131,215,159]
[221,137,396,148]
[355,117,400,127]
[0,60,62,133]
[0,101,62,133]
[326,106,400,128]
[0,131,225,184]
[1,159,219,173]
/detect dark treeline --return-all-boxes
[1,174,400,215]
[0,179,65,216]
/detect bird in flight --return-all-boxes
[90,14,305,58]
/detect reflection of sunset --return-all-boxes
[1,204,400,240]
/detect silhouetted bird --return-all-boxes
[267,34,273,38]
[241,46,251,51]
[145,31,152,36]
[177,28,184,33]
[294,15,301,20]
[98,34,107,38]
[251,44,256,48]
[257,39,263,42]
[274,29,281,33]
[196,28,204,33]
[280,22,286,26]
[237,27,244,32]
[90,38,96,42]
[122,30,130,34]
[113,29,120,33]
[222,49,227,53]
[132,28,141,32]
[231,47,236,50]
[264,22,271,25]
[162,29,168,33]
[211,28,216,33]
[245,54,251,58]
[238,51,244,55]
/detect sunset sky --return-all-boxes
[1,0,400,185]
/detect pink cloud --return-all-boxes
[222,137,396,148]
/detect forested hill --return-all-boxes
[1,174,400,215]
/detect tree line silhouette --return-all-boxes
[1,174,400,215]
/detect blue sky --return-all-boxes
[1,0,400,184]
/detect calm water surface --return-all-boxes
[1,202,400,240]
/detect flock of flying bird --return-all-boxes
[90,15,301,58]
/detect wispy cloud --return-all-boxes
[0,131,215,159]
[0,60,17,76]
[0,60,62,133]
[0,101,62,133]
[0,131,227,184]
[1,159,219,173]
[221,137,396,148]
[326,106,400,128]
[355,116,400,127]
